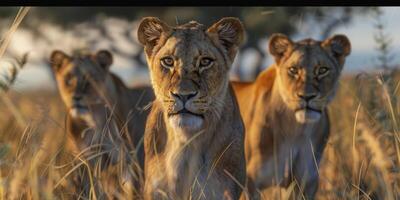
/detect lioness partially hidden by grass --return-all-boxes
[50,50,154,199]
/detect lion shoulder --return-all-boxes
[232,65,276,117]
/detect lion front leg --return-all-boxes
[144,187,172,200]
[143,173,172,200]
[291,161,320,200]
[303,177,319,200]
[290,175,319,200]
[240,177,262,200]
[73,164,106,200]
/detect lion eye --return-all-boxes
[318,67,329,75]
[288,67,299,75]
[161,57,174,68]
[65,79,72,86]
[65,75,74,86]
[199,57,214,68]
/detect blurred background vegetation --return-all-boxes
[0,7,374,81]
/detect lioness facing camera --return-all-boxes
[50,50,154,199]
[137,17,246,200]
[233,34,351,199]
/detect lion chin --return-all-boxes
[70,106,90,117]
[70,107,96,127]
[294,109,321,124]
[168,113,204,134]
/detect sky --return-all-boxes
[333,7,400,72]
[2,7,400,91]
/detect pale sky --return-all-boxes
[329,7,400,71]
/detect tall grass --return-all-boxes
[316,8,400,200]
[4,73,399,199]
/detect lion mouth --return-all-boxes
[169,108,204,118]
[168,109,205,134]
[294,106,322,123]
[70,103,90,118]
[73,104,88,110]
[296,106,321,113]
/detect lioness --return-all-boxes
[137,17,246,200]
[50,50,154,198]
[233,34,351,199]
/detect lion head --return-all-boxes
[50,50,114,121]
[137,17,244,136]
[268,33,351,123]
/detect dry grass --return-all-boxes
[0,90,142,200]
[315,72,400,200]
[0,90,72,199]
[0,71,398,199]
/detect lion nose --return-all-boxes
[73,95,82,101]
[297,92,317,101]
[171,91,198,104]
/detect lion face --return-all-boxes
[269,34,351,123]
[138,17,244,135]
[50,50,113,119]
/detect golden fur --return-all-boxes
[50,50,154,199]
[233,34,351,199]
[137,17,246,200]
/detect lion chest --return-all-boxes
[148,144,227,200]
[251,124,322,188]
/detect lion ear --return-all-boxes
[268,33,293,64]
[50,50,69,71]
[137,17,171,55]
[322,34,351,67]
[95,50,113,71]
[207,17,245,61]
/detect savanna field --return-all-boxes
[0,6,400,200]
[0,73,399,199]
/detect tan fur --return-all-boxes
[137,17,246,200]
[50,50,154,199]
[233,34,351,199]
